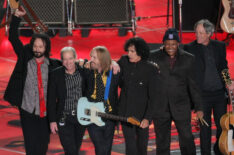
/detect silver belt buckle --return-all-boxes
[71,110,76,116]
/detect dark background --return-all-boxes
[173,0,222,31]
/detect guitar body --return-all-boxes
[77,97,105,126]
[9,0,19,9]
[219,69,234,154]
[219,112,234,155]
[220,0,234,33]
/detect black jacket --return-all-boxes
[118,55,161,121]
[183,40,228,91]
[47,65,86,122]
[4,15,61,107]
[149,49,202,120]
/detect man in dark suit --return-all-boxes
[149,28,204,155]
[48,47,86,155]
[118,37,161,155]
[184,19,234,155]
[4,7,61,155]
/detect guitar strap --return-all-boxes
[1,0,48,33]
[21,0,48,33]
[104,70,112,112]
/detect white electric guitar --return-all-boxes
[77,97,140,126]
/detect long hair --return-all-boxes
[91,46,112,71]
[30,33,51,58]
[124,37,150,60]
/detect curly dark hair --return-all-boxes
[30,33,51,58]
[124,37,149,60]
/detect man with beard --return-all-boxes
[149,28,204,155]
[4,7,61,155]
[84,46,120,155]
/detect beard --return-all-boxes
[33,51,45,58]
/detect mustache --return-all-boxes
[33,51,41,54]
[33,51,45,58]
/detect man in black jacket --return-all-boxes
[149,28,204,155]
[48,47,86,155]
[85,46,120,155]
[118,37,161,155]
[4,7,61,155]
[48,46,120,155]
[184,19,234,155]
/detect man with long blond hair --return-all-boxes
[85,46,120,155]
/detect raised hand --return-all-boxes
[14,6,26,17]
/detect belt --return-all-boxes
[63,110,76,116]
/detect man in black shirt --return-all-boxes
[48,47,86,155]
[184,19,234,155]
[150,28,204,155]
[118,37,161,155]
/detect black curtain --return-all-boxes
[0,0,6,23]
[173,0,222,31]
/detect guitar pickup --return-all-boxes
[80,117,90,121]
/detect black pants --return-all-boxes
[200,90,227,155]
[20,109,50,155]
[58,114,86,155]
[121,122,149,155]
[87,120,115,155]
[153,117,196,155]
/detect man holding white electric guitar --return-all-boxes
[78,46,121,155]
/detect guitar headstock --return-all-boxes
[221,69,232,86]
[33,22,48,34]
[127,117,141,126]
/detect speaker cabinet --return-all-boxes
[20,0,65,25]
[74,0,131,25]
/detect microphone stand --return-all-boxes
[129,0,136,36]
[178,0,182,42]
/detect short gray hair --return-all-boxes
[60,46,77,60]
[194,19,215,35]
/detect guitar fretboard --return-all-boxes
[85,109,127,122]
[221,69,234,112]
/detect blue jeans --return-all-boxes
[87,120,116,155]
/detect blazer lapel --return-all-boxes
[61,67,67,99]
[158,51,171,75]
